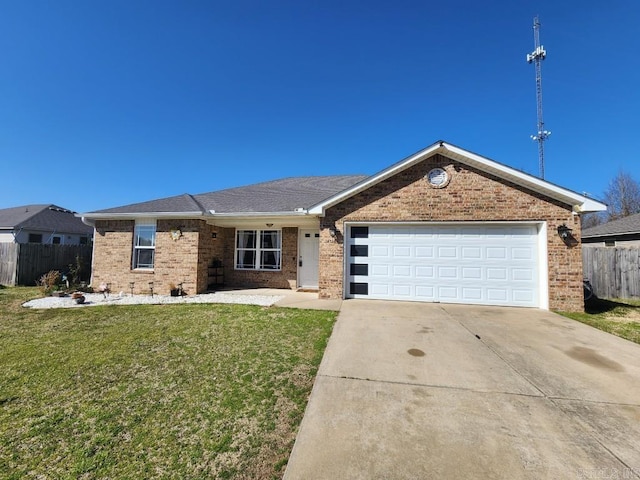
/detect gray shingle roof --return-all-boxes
[93,194,206,215]
[90,176,368,215]
[0,204,94,235]
[582,212,640,238]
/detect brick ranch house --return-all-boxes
[80,141,606,311]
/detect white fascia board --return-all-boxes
[77,211,206,220]
[309,141,607,215]
[208,211,308,217]
[441,144,607,213]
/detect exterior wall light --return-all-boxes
[329,226,337,237]
[557,224,572,240]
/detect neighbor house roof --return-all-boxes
[582,212,640,239]
[0,204,94,235]
[84,175,368,218]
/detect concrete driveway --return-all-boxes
[284,300,640,479]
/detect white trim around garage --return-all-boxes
[343,221,549,309]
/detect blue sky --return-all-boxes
[1,0,638,213]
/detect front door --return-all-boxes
[298,229,320,289]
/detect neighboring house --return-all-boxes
[0,204,93,245]
[80,141,606,311]
[582,212,640,247]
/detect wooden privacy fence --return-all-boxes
[0,244,92,286]
[582,246,640,300]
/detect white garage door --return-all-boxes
[346,223,541,307]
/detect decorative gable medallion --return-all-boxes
[426,168,450,188]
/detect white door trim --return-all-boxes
[298,229,320,289]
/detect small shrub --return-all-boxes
[66,255,86,286]
[36,270,61,295]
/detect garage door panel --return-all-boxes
[415,266,434,278]
[369,283,389,296]
[415,285,435,298]
[462,246,482,259]
[513,290,535,302]
[512,268,534,281]
[392,284,412,297]
[487,247,507,259]
[487,289,509,301]
[346,223,540,307]
[393,245,411,257]
[371,245,389,257]
[370,264,389,276]
[487,268,507,280]
[438,246,458,258]
[438,266,458,279]
[462,288,483,300]
[415,246,434,258]
[513,245,534,255]
[392,265,411,276]
[462,267,482,280]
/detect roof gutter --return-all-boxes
[77,211,207,221]
[582,230,640,239]
[81,216,96,228]
[208,210,309,217]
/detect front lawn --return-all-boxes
[0,287,336,479]
[559,297,640,344]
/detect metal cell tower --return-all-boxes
[527,16,550,179]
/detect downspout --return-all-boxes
[82,217,97,287]
[11,227,23,242]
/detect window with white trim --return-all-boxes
[236,229,281,270]
[133,221,156,269]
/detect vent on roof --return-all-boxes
[49,207,74,214]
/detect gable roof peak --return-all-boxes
[307,140,607,215]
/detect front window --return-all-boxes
[236,229,281,270]
[133,222,156,269]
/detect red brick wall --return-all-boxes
[318,154,583,311]
[92,221,299,295]
[92,219,224,295]
[223,227,298,290]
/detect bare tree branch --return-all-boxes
[603,170,640,221]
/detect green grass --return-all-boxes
[559,297,640,344]
[0,287,337,479]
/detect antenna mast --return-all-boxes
[527,16,550,179]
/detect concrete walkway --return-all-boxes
[218,288,342,311]
[284,300,640,479]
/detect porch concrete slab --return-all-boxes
[284,300,640,479]
[217,288,341,311]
